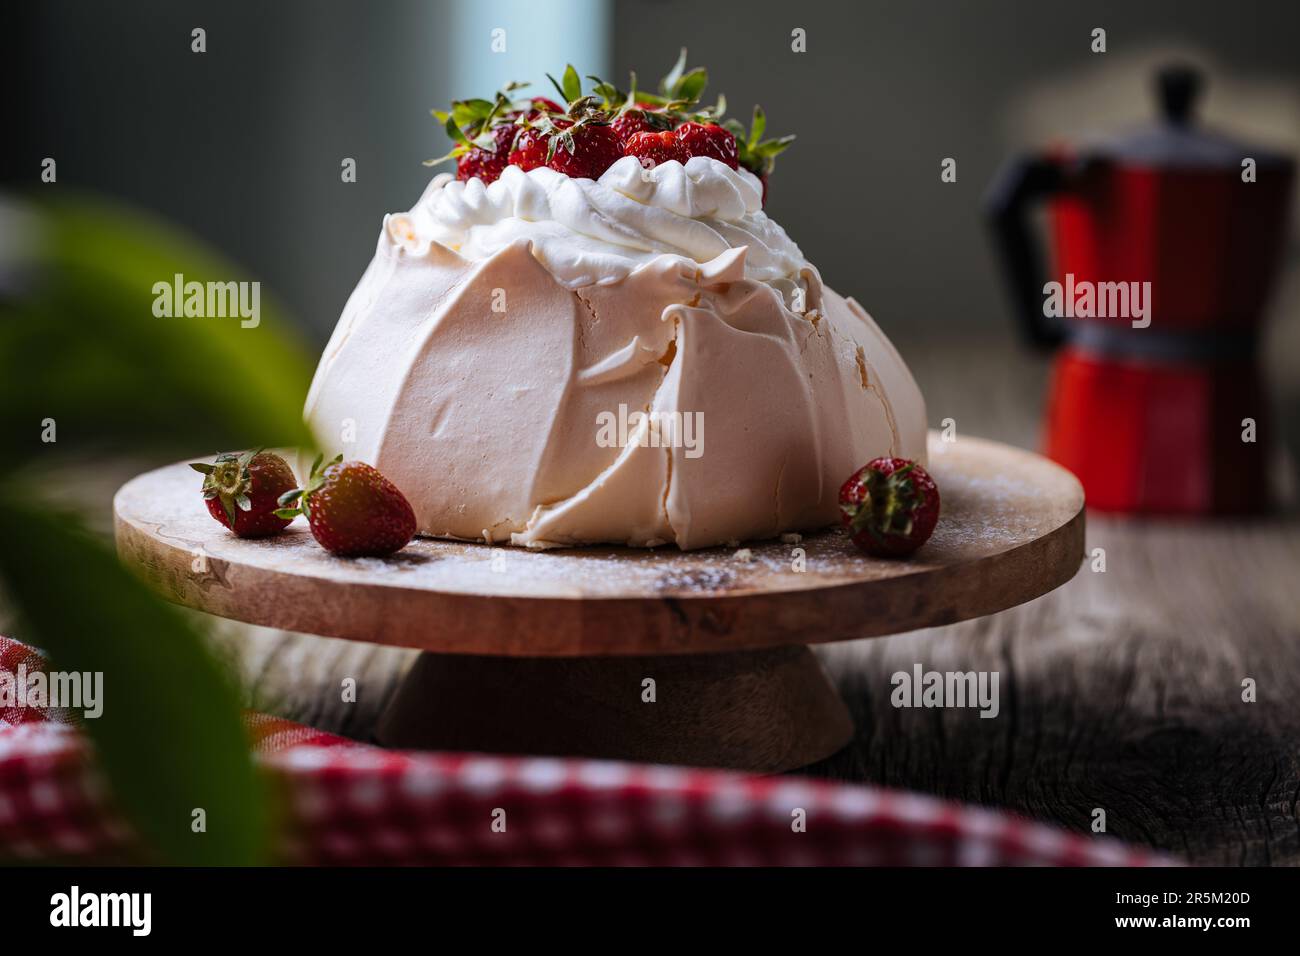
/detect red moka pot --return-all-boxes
[986,66,1294,514]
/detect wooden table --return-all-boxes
[42,338,1300,865]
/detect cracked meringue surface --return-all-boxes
[304,157,926,550]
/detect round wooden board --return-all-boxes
[114,432,1084,657]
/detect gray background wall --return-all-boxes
[614,0,1300,348]
[6,0,1298,359]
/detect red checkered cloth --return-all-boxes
[0,636,1177,866]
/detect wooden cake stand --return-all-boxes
[113,433,1084,772]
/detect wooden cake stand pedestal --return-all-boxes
[114,433,1084,773]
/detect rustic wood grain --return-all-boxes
[809,514,1300,865]
[112,433,1084,656]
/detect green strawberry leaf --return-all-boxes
[561,64,583,103]
[672,68,708,104]
[451,98,495,128]
[659,48,687,97]
[754,134,796,157]
[444,115,474,149]
[588,77,625,110]
[750,105,766,147]
[545,72,569,104]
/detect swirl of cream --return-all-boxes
[407,156,806,288]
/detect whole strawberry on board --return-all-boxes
[276,455,417,558]
[191,449,297,539]
[838,457,940,558]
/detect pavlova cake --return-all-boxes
[304,54,926,550]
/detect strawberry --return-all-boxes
[610,109,656,145]
[514,119,626,180]
[192,449,297,539]
[455,123,518,185]
[838,457,940,558]
[545,122,624,179]
[277,455,417,558]
[675,121,739,169]
[624,130,688,168]
[508,125,551,171]
[428,51,794,197]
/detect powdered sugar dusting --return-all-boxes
[116,436,1082,602]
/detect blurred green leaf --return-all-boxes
[0,192,316,459]
[0,488,274,865]
[0,190,316,864]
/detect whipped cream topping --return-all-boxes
[408,156,806,288]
